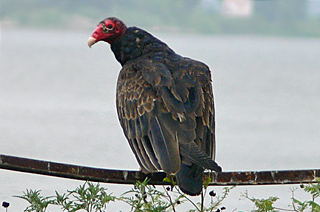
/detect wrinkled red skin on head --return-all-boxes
[91,18,127,44]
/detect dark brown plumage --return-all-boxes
[88,17,221,195]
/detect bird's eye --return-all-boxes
[101,23,114,33]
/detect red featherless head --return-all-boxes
[88,17,127,47]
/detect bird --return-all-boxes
[88,17,222,196]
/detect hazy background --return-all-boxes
[1,0,320,211]
[1,0,320,36]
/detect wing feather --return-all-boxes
[141,136,162,170]
[116,56,220,174]
[149,117,180,173]
[116,59,181,173]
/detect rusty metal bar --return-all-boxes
[0,154,319,186]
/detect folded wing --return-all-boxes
[116,57,221,175]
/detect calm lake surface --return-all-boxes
[1,29,319,211]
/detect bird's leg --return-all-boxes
[163,174,177,191]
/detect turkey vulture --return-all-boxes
[88,17,222,196]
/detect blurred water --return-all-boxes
[0,29,319,211]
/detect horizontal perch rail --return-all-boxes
[0,154,319,186]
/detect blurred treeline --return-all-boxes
[1,0,319,36]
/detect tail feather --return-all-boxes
[175,163,204,196]
[180,142,222,172]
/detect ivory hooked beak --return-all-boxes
[87,37,97,48]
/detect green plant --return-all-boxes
[292,179,320,211]
[55,181,116,212]
[187,186,232,212]
[15,182,116,212]
[14,189,55,212]
[119,177,233,212]
[240,178,320,212]
[241,191,279,212]
[119,178,184,212]
[15,178,233,212]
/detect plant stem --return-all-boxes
[200,191,204,212]
[163,185,176,212]
[176,187,200,211]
